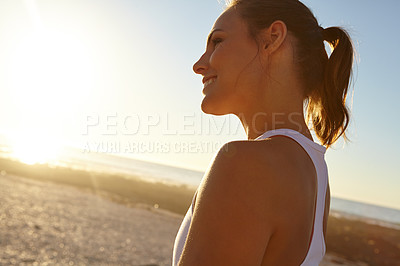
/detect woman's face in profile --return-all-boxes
[193,8,266,116]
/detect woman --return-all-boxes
[173,0,354,265]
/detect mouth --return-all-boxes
[203,77,217,88]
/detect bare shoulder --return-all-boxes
[179,137,317,265]
[203,136,317,223]
[209,136,315,185]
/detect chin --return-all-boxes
[201,95,230,115]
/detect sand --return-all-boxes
[1,173,182,265]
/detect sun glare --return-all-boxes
[6,0,95,136]
[3,0,95,166]
[8,28,94,117]
[10,132,62,165]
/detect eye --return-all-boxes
[212,38,223,46]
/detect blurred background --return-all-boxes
[0,0,399,265]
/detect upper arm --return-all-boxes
[178,141,289,266]
[323,183,331,238]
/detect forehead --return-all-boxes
[211,8,247,33]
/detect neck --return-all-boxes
[236,109,312,141]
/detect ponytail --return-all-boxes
[307,27,354,148]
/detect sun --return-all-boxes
[8,28,94,118]
[3,0,95,166]
[6,28,93,165]
[10,131,62,165]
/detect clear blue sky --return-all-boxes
[0,0,399,209]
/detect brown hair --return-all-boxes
[226,0,354,148]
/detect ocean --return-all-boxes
[1,144,400,229]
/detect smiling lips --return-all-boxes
[203,76,217,87]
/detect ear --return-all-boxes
[260,20,287,54]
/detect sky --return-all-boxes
[0,0,399,210]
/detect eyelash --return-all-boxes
[212,38,223,46]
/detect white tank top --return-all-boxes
[172,128,328,265]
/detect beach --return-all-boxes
[0,158,399,265]
[0,173,181,265]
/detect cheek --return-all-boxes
[209,47,225,70]
[209,47,240,90]
[210,42,241,71]
[207,42,262,105]
[212,43,259,79]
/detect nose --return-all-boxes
[193,53,208,75]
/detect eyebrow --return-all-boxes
[206,29,224,47]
